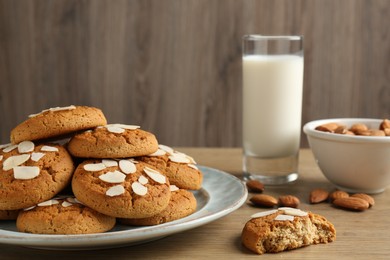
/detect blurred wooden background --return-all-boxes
[0,0,389,147]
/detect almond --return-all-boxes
[379,119,390,130]
[351,193,375,207]
[278,195,300,208]
[310,188,329,204]
[315,123,340,132]
[250,194,278,208]
[329,190,349,202]
[333,197,369,211]
[246,180,265,193]
[349,123,368,134]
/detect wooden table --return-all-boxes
[1,148,389,259]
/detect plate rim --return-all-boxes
[0,166,248,249]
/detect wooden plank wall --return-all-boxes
[0,0,389,147]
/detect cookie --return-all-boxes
[16,197,115,234]
[120,187,197,226]
[11,105,107,144]
[0,142,74,210]
[72,159,171,218]
[0,210,19,220]
[138,145,203,190]
[67,124,159,158]
[241,208,336,254]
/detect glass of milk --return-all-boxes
[242,35,304,184]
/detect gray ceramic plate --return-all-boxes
[0,166,248,250]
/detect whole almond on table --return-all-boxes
[310,188,329,204]
[250,194,278,208]
[333,197,370,211]
[246,180,265,193]
[278,195,300,208]
[329,190,349,202]
[351,193,375,207]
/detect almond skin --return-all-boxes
[246,180,265,193]
[333,197,369,211]
[310,188,329,204]
[250,194,278,208]
[351,193,375,207]
[278,195,300,208]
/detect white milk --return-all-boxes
[243,55,304,158]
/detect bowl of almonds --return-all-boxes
[303,118,390,194]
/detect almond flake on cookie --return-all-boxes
[119,160,137,174]
[99,170,126,183]
[281,208,308,217]
[41,146,59,152]
[31,152,45,162]
[37,199,59,207]
[3,154,31,171]
[2,144,18,153]
[158,144,174,155]
[250,209,279,219]
[66,197,83,205]
[13,166,40,180]
[106,125,125,134]
[102,159,118,167]
[143,166,166,184]
[148,149,167,156]
[169,185,179,192]
[84,163,106,172]
[138,175,148,185]
[28,105,76,118]
[0,155,3,161]
[106,185,125,197]
[169,153,191,164]
[23,206,36,211]
[17,141,35,153]
[274,214,295,221]
[62,201,73,207]
[132,181,148,196]
[110,124,140,130]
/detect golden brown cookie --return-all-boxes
[138,145,203,190]
[241,208,336,254]
[67,124,159,158]
[10,105,107,144]
[0,142,74,210]
[0,210,19,220]
[120,188,197,226]
[72,159,171,218]
[16,197,115,234]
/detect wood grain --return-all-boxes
[0,0,389,146]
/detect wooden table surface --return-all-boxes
[1,148,389,259]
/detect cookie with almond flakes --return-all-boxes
[10,105,107,144]
[241,208,336,255]
[67,124,158,158]
[138,145,203,190]
[0,142,74,210]
[71,160,171,218]
[16,197,115,234]
[120,188,197,226]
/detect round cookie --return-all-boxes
[0,142,75,210]
[0,210,19,220]
[138,145,203,190]
[11,105,107,144]
[67,124,159,158]
[17,197,115,234]
[120,187,197,226]
[72,159,171,218]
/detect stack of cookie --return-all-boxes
[0,105,202,234]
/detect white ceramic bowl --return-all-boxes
[303,118,390,194]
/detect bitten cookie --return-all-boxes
[0,142,74,210]
[72,159,171,218]
[67,124,159,158]
[0,210,19,220]
[16,197,115,234]
[241,208,336,254]
[120,187,197,226]
[138,145,203,190]
[11,105,107,144]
